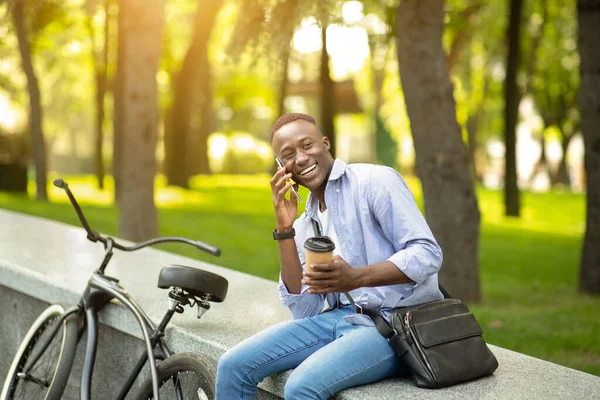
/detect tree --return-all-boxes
[319,24,336,157]
[163,0,222,188]
[577,0,600,294]
[113,0,125,204]
[504,0,523,217]
[114,0,165,241]
[396,0,481,300]
[449,0,505,184]
[529,0,579,189]
[445,3,484,72]
[85,0,111,190]
[362,2,398,167]
[8,0,52,201]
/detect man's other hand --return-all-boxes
[303,256,362,294]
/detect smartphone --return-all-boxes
[275,157,302,202]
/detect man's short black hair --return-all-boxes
[269,113,318,143]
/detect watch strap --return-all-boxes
[273,228,295,240]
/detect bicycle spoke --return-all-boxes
[10,315,64,399]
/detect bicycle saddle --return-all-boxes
[157,265,228,302]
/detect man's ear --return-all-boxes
[322,136,330,151]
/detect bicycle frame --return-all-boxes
[28,271,182,400]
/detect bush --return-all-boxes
[0,132,29,165]
[0,132,29,193]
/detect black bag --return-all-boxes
[359,297,499,388]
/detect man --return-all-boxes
[215,113,443,399]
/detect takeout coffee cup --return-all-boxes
[304,237,335,289]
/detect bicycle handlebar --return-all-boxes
[53,178,221,257]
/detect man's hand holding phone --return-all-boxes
[270,159,301,231]
[275,158,302,202]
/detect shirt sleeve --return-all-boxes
[278,275,325,319]
[277,219,326,319]
[368,167,443,284]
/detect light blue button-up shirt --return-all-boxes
[278,159,444,325]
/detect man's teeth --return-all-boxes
[300,164,317,175]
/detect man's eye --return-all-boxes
[303,142,312,149]
[282,153,293,160]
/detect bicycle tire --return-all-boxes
[135,352,217,400]
[1,304,79,400]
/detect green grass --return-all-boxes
[1,175,598,376]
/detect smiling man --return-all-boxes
[215,113,444,399]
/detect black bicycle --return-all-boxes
[1,179,229,400]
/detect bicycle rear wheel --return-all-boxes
[1,304,79,400]
[135,352,217,400]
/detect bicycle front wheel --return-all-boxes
[135,352,217,400]
[1,304,79,400]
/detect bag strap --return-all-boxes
[311,218,322,237]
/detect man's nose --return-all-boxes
[295,151,308,164]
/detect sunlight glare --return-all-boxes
[234,135,255,151]
[327,25,369,78]
[256,141,272,158]
[156,186,206,207]
[363,14,388,35]
[342,1,364,24]
[68,41,82,54]
[293,18,322,54]
[156,71,169,85]
[0,94,19,130]
[209,133,229,159]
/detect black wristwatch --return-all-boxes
[273,228,295,240]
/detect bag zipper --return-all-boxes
[405,311,438,384]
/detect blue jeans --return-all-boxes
[215,306,403,399]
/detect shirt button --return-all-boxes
[336,189,340,193]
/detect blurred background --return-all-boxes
[0,0,598,377]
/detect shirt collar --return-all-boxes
[303,158,347,218]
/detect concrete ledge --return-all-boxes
[1,209,599,399]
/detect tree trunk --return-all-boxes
[528,128,549,187]
[87,0,110,190]
[504,0,523,217]
[556,129,573,188]
[577,0,600,294]
[320,25,336,157]
[164,63,193,188]
[372,44,397,167]
[11,0,48,201]
[446,4,483,72]
[396,0,481,301]
[277,46,290,118]
[164,0,221,185]
[268,47,291,176]
[116,0,165,241]
[113,0,125,204]
[466,112,482,183]
[191,50,213,176]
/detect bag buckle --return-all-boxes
[354,303,363,314]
